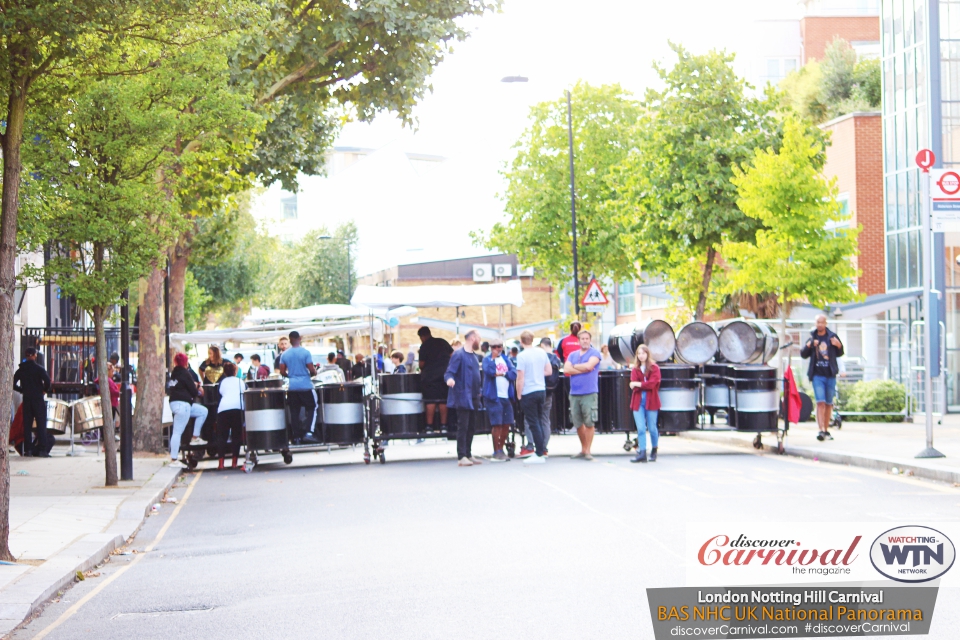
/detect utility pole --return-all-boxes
[120,289,133,480]
[567,89,579,319]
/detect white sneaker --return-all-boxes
[168,460,186,469]
[190,437,208,446]
[469,457,483,465]
[458,457,473,467]
[523,454,546,464]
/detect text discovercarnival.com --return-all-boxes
[645,523,957,639]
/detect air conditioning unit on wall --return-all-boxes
[472,264,493,282]
[493,264,512,277]
[516,265,535,277]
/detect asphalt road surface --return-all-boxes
[12,435,960,640]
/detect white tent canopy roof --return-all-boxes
[169,321,374,345]
[245,304,417,324]
[350,280,524,309]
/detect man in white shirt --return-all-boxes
[515,330,553,464]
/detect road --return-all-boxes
[11,435,960,639]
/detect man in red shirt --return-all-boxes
[556,322,582,365]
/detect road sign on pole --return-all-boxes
[918,150,945,459]
[581,278,608,308]
[916,148,936,172]
[931,169,960,232]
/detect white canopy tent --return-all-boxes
[245,304,418,324]
[350,280,524,310]
[413,317,556,341]
[169,320,377,345]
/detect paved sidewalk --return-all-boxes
[679,415,960,484]
[0,442,180,636]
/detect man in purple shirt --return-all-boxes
[563,330,601,460]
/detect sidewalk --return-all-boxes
[0,442,180,636]
[679,415,960,485]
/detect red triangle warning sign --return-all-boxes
[581,278,608,306]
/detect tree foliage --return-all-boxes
[479,82,642,292]
[609,43,778,320]
[780,39,880,124]
[722,117,860,314]
[261,222,358,309]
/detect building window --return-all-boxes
[617,282,635,315]
[641,295,667,310]
[763,57,799,84]
[827,192,852,232]
[281,196,298,220]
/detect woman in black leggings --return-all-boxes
[216,362,245,470]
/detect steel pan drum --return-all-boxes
[247,378,283,389]
[658,365,698,432]
[244,388,288,450]
[319,383,365,445]
[598,370,632,432]
[379,374,430,438]
[717,321,780,364]
[46,398,70,435]
[675,322,719,365]
[607,320,676,366]
[201,384,221,407]
[730,365,779,432]
[73,396,104,433]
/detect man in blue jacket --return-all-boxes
[800,314,844,441]
[445,330,483,467]
[482,338,516,461]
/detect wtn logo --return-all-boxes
[871,526,956,583]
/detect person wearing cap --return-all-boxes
[279,331,320,445]
[418,326,453,433]
[482,338,516,461]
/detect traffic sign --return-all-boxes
[581,278,608,307]
[931,169,960,232]
[916,149,936,172]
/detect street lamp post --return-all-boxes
[501,76,579,318]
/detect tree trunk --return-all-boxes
[168,244,190,335]
[694,246,717,321]
[0,90,29,561]
[133,266,166,453]
[93,308,119,486]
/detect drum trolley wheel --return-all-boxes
[505,441,516,458]
[243,450,258,473]
[282,450,293,465]
[623,436,637,452]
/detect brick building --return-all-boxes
[358,254,559,353]
[801,13,881,62]
[820,111,885,296]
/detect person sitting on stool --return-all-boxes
[14,348,52,457]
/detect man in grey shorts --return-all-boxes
[563,330,601,460]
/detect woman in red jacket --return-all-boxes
[629,344,661,463]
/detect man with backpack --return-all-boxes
[540,337,562,454]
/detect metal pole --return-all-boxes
[566,89,579,319]
[347,246,352,302]
[164,262,171,370]
[120,289,133,480]
[917,169,944,458]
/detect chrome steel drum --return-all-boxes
[316,369,345,385]
[201,383,221,407]
[244,388,288,450]
[607,320,676,366]
[247,378,283,389]
[717,320,780,364]
[319,383,364,445]
[729,365,779,432]
[701,363,731,410]
[675,322,719,365]
[379,374,427,438]
[46,398,70,435]
[658,365,698,432]
[73,396,103,433]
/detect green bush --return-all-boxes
[834,381,855,411]
[843,380,906,422]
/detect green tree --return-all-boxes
[610,43,777,320]
[723,116,860,366]
[263,223,358,309]
[478,82,642,295]
[19,73,183,486]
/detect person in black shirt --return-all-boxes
[166,352,209,466]
[14,348,52,457]
[351,354,369,380]
[800,314,844,442]
[418,327,453,432]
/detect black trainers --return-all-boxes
[302,434,321,445]
[650,447,657,462]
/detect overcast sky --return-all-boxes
[257,0,802,276]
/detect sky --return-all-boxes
[251,0,803,277]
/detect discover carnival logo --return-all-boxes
[869,526,956,583]
[697,534,861,570]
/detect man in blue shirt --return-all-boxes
[279,331,320,445]
[564,330,602,460]
[444,329,483,467]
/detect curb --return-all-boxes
[678,431,960,485]
[0,464,182,638]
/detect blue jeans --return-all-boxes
[170,401,207,460]
[633,392,659,451]
[812,375,837,406]
[519,391,547,456]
